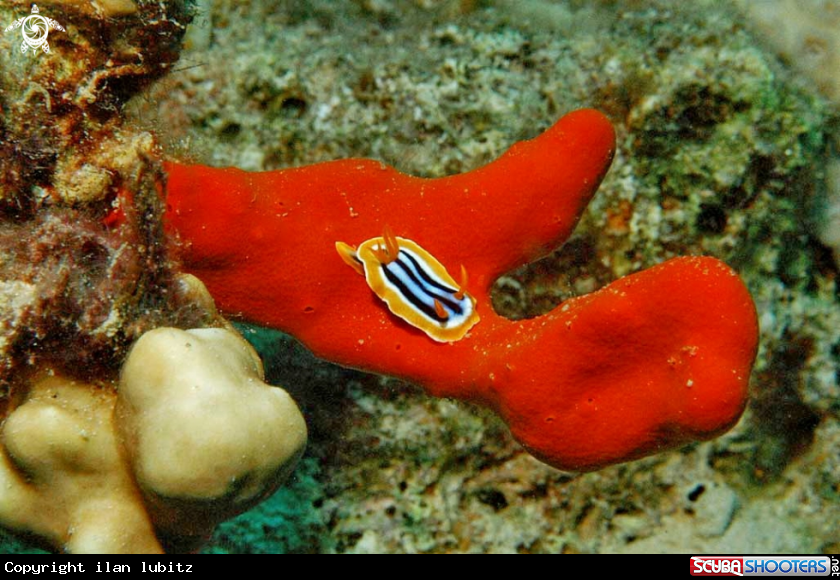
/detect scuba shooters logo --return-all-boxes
[690,556,838,577]
[4,4,65,55]
[692,558,744,576]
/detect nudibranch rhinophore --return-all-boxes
[336,227,479,342]
[164,109,760,472]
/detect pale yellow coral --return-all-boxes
[0,375,163,553]
[0,326,307,553]
[116,326,307,545]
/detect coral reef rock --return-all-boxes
[1,0,307,554]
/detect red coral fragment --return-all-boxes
[164,109,758,471]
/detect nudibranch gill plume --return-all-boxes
[336,227,479,342]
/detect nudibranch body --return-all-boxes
[337,228,479,342]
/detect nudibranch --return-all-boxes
[164,109,760,472]
[336,227,479,342]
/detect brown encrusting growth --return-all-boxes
[0,0,201,387]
